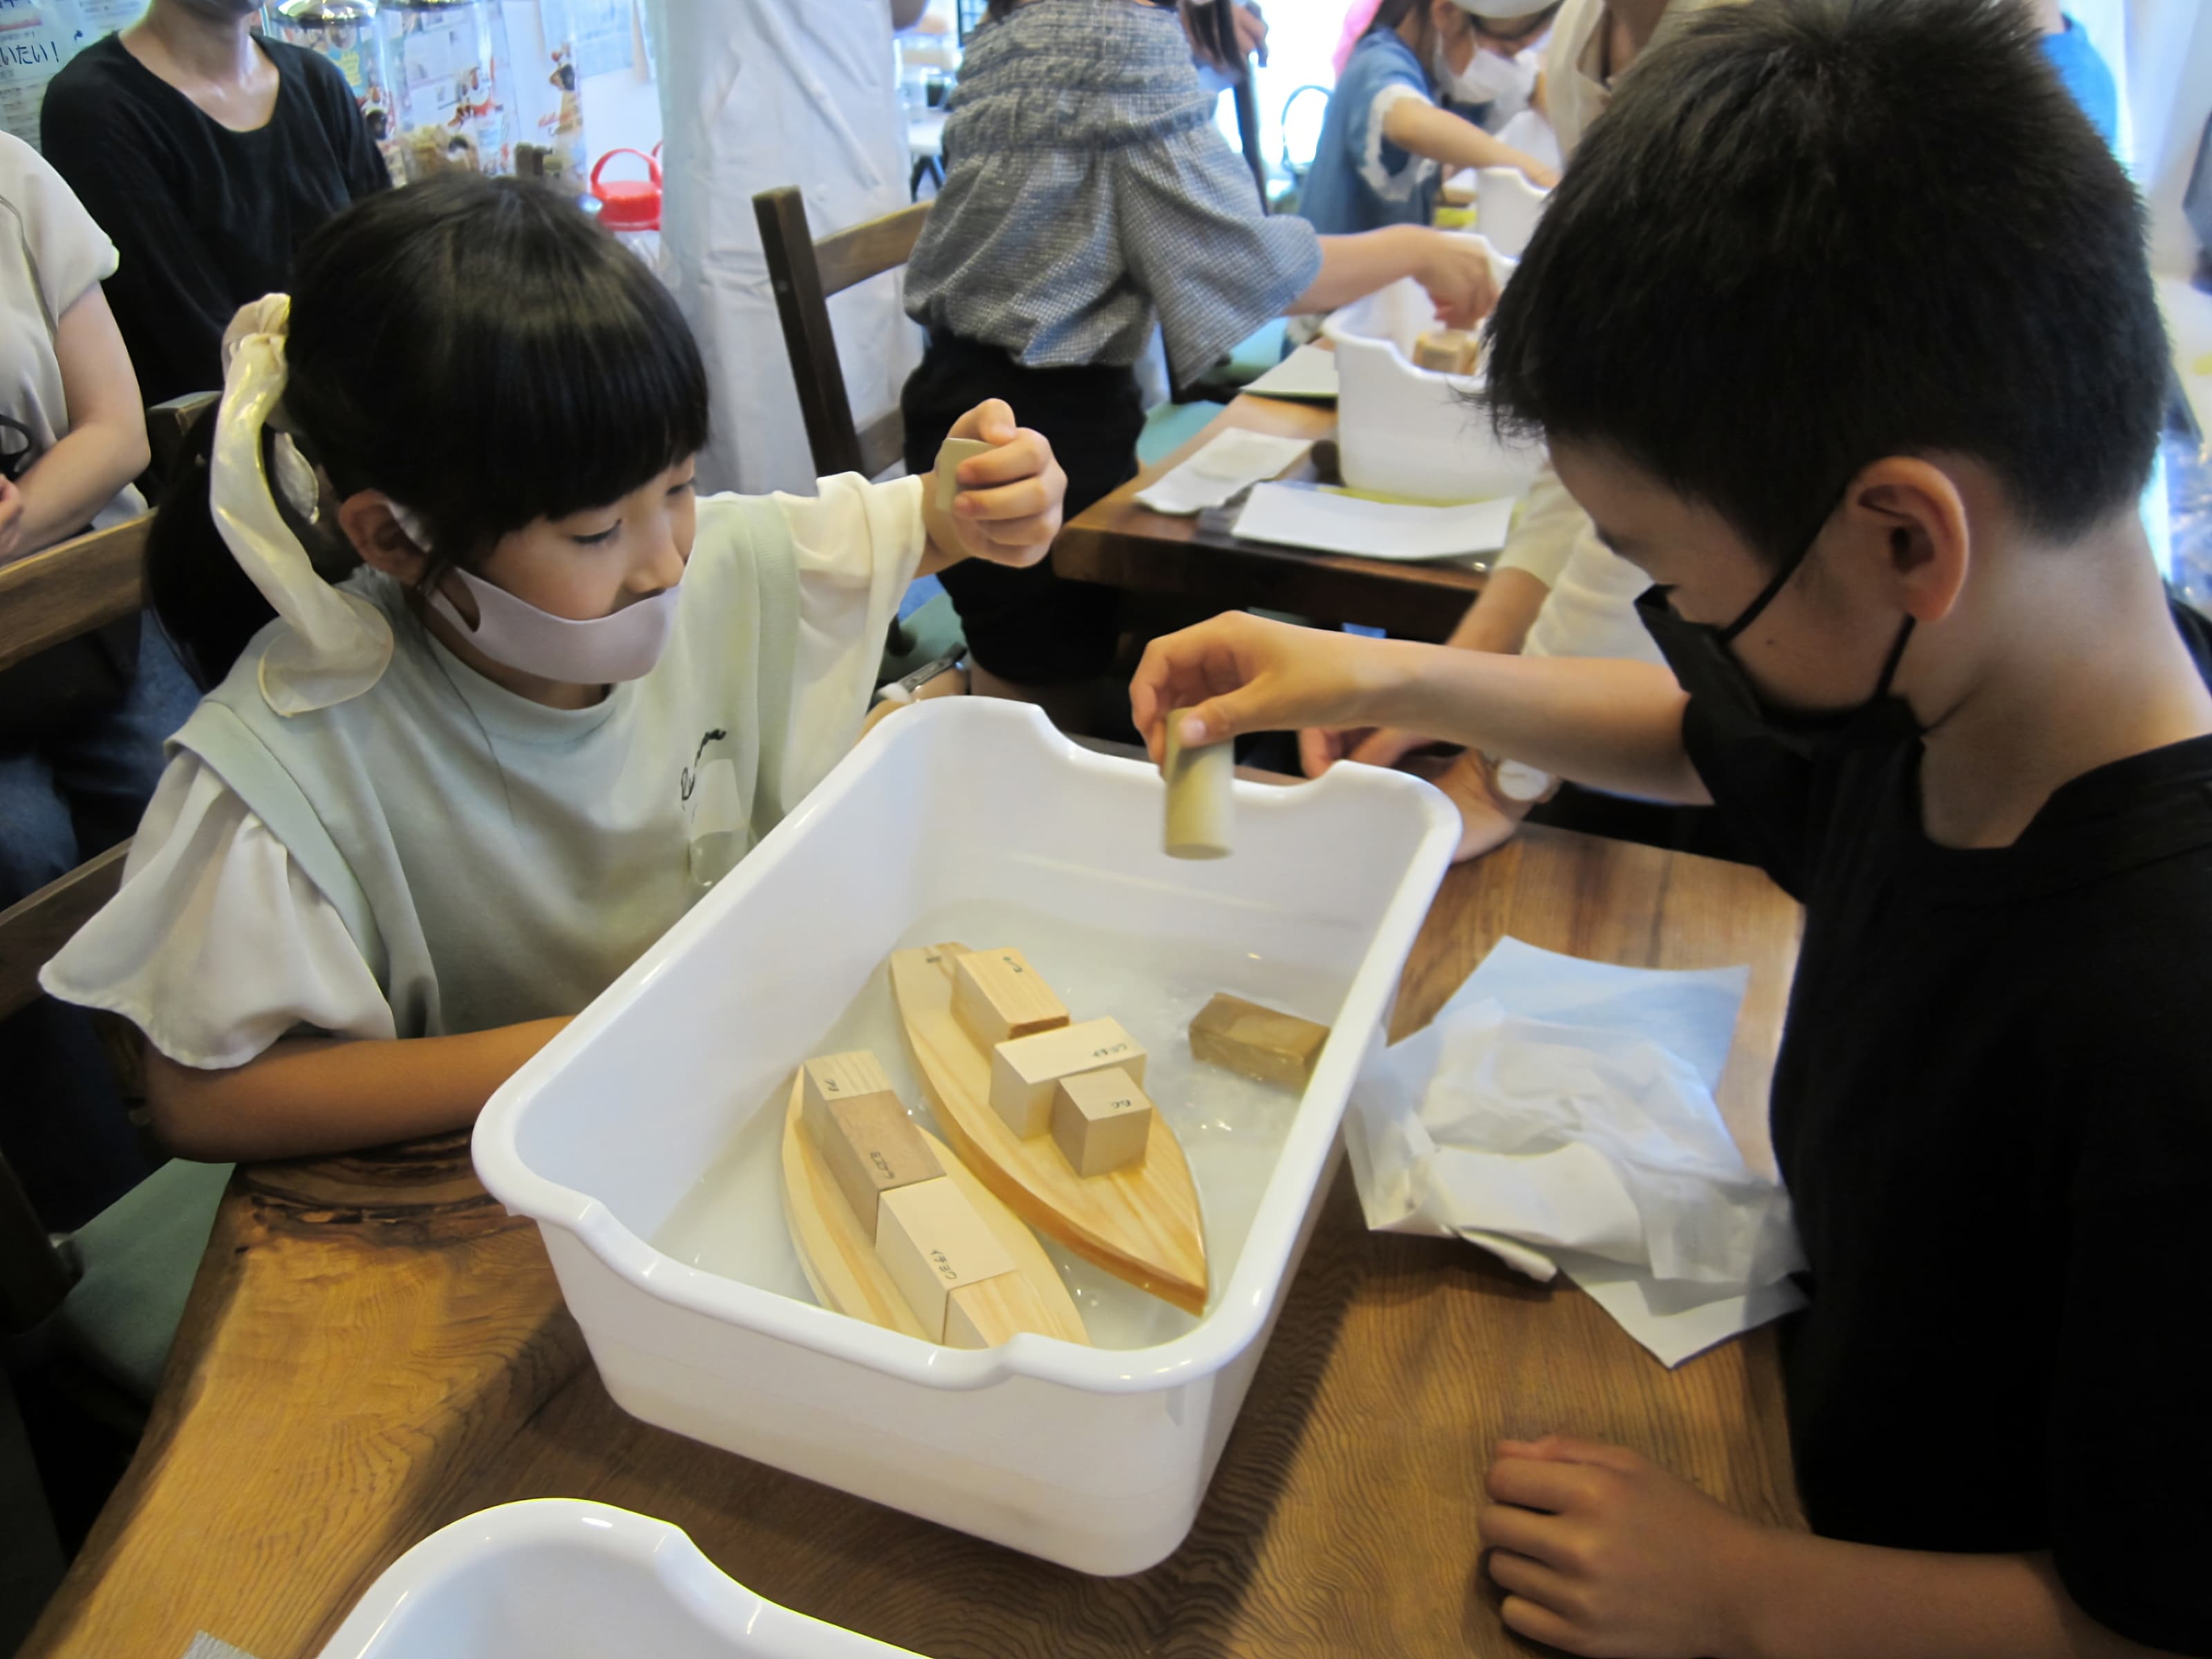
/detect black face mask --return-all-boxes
[1633,507,1920,756]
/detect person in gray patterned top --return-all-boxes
[903,0,1495,722]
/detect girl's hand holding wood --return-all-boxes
[1414,230,1501,331]
[927,398,1067,571]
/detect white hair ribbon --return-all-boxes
[213,294,395,715]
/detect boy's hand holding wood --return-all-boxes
[921,398,1067,574]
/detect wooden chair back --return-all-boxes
[0,514,154,1329]
[754,187,932,481]
[145,393,218,486]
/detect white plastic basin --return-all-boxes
[314,1499,921,1657]
[1322,235,1545,505]
[474,700,1455,1575]
[1476,166,1550,259]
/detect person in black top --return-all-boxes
[1128,0,2209,1653]
[40,0,387,407]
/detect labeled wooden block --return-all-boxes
[952,948,1069,1050]
[802,1051,899,1118]
[944,1271,1054,1349]
[875,1176,1018,1340]
[990,1017,1147,1138]
[1163,709,1232,861]
[1189,993,1330,1089]
[803,1091,937,1242]
[934,437,993,513]
[1051,1067,1152,1177]
[1412,329,1480,375]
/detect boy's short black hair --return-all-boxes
[1481,0,2167,563]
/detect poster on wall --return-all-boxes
[571,0,630,79]
[69,0,139,35]
[0,0,78,149]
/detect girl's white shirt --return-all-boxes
[43,474,927,1069]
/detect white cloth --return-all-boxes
[0,130,140,530]
[648,0,919,496]
[44,476,926,1069]
[1363,82,1441,203]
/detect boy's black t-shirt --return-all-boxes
[1677,602,2212,1656]
[39,34,388,407]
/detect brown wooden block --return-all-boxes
[951,948,1069,1049]
[874,1177,1018,1340]
[988,1017,1147,1138]
[944,1271,1056,1348]
[1050,1067,1152,1177]
[1188,993,1330,1089]
[801,1090,936,1243]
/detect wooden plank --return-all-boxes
[0,516,151,675]
[0,840,130,1022]
[856,406,906,481]
[814,200,930,298]
[1052,396,1487,640]
[22,827,1806,1659]
[753,187,865,480]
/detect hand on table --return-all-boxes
[1415,232,1501,331]
[1301,727,1526,863]
[1479,1435,1770,1658]
[937,399,1066,569]
[1130,612,1397,764]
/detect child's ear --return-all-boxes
[336,491,429,583]
[1846,458,1971,625]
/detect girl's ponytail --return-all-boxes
[144,402,269,690]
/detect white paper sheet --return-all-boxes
[1134,430,1314,516]
[1245,344,1340,401]
[1344,937,1807,1367]
[1231,482,1515,561]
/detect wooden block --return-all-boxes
[990,1017,1147,1138]
[951,948,1069,1049]
[874,1177,1018,1340]
[934,436,993,513]
[945,1271,1055,1348]
[1163,710,1232,861]
[1412,329,1480,375]
[1189,993,1331,1089]
[802,1051,899,1118]
[1051,1067,1152,1177]
[802,1090,937,1243]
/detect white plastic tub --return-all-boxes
[474,700,1455,1575]
[1322,235,1544,505]
[314,1499,922,1657]
[1476,166,1550,259]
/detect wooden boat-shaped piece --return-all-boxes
[778,1071,1089,1345]
[889,944,1208,1315]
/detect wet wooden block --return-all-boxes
[952,948,1069,1050]
[1412,329,1480,375]
[945,1271,1055,1348]
[934,437,993,514]
[801,1084,936,1244]
[1163,709,1232,861]
[1051,1067,1152,1177]
[1189,993,1330,1089]
[989,1017,1148,1138]
[874,1176,1019,1341]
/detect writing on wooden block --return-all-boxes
[989,1017,1147,1138]
[803,1091,937,1243]
[934,436,993,514]
[952,948,1069,1050]
[1051,1067,1152,1177]
[801,1051,898,1118]
[945,1271,1056,1348]
[875,1177,1018,1340]
[1188,993,1330,1089]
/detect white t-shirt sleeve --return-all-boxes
[39,753,397,1071]
[0,129,118,320]
[1492,459,1586,590]
[769,471,929,803]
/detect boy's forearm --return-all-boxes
[1362,639,1708,803]
[146,1018,571,1163]
[1732,1533,2177,1659]
[1293,225,1430,315]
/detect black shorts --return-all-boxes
[901,333,1147,685]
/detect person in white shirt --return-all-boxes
[42,176,1067,1163]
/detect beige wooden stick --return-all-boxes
[934,438,993,514]
[1163,709,1233,860]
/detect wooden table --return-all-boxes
[24,826,1803,1659]
[1052,395,1490,643]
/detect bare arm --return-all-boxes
[6,285,149,561]
[1290,223,1497,328]
[145,1018,570,1162]
[1379,95,1559,188]
[1444,563,1550,654]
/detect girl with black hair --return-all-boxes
[41,176,1068,1163]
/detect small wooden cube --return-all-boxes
[801,1051,899,1118]
[1188,994,1330,1089]
[989,1017,1147,1137]
[952,948,1069,1049]
[803,1092,937,1242]
[874,1177,1018,1340]
[1412,329,1480,375]
[944,1271,1053,1349]
[1051,1067,1152,1177]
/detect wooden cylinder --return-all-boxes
[1163,709,1233,861]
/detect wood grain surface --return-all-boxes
[0,515,149,675]
[1051,396,1488,641]
[22,825,1803,1659]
